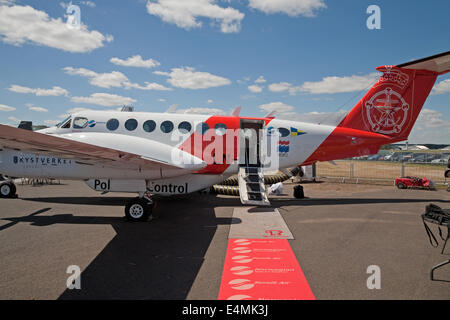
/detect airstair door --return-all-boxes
[238,120,270,206]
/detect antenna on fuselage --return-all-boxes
[121,105,134,112]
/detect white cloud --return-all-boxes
[8,85,69,96]
[414,108,448,129]
[63,67,128,89]
[207,99,214,104]
[154,67,231,89]
[8,116,20,123]
[0,104,15,111]
[408,108,450,144]
[254,76,266,84]
[58,107,93,119]
[0,5,113,53]
[70,93,137,107]
[237,77,251,85]
[432,79,450,95]
[44,119,60,125]
[300,72,379,94]
[27,104,48,112]
[60,1,96,9]
[268,73,379,95]
[63,66,172,90]
[110,55,160,69]
[124,81,173,91]
[257,102,294,113]
[248,84,263,93]
[175,107,225,115]
[157,98,167,102]
[81,1,96,8]
[248,0,326,17]
[67,107,93,114]
[146,0,244,33]
[268,82,293,93]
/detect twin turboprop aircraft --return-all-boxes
[0,52,449,221]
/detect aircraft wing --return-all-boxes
[0,125,205,171]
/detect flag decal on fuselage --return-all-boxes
[290,128,307,136]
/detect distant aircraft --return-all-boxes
[0,52,449,221]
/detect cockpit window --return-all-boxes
[73,117,89,129]
[61,119,71,129]
[57,116,71,128]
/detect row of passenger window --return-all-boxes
[107,118,228,135]
[67,117,292,138]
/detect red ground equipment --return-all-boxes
[395,177,434,190]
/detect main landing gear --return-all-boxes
[0,180,17,198]
[124,192,155,222]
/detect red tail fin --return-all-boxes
[339,51,450,142]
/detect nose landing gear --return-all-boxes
[0,181,17,198]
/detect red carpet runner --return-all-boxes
[218,239,315,300]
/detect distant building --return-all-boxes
[408,145,429,151]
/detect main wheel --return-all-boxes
[0,182,16,198]
[124,197,152,222]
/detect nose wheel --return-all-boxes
[0,181,17,198]
[124,195,154,222]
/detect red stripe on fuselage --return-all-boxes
[178,116,273,175]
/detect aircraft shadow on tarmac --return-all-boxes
[22,194,450,208]
[3,193,449,299]
[2,194,242,300]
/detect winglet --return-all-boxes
[231,106,241,117]
[265,111,276,119]
[165,104,178,113]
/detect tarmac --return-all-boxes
[0,180,449,300]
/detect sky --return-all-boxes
[0,0,449,143]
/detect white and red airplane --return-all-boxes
[0,52,449,221]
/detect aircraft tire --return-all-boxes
[125,197,152,222]
[0,182,16,198]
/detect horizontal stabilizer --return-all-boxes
[397,51,450,75]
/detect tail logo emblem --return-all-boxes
[364,87,410,134]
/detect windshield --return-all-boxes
[57,116,71,128]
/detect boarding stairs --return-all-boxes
[238,166,270,206]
